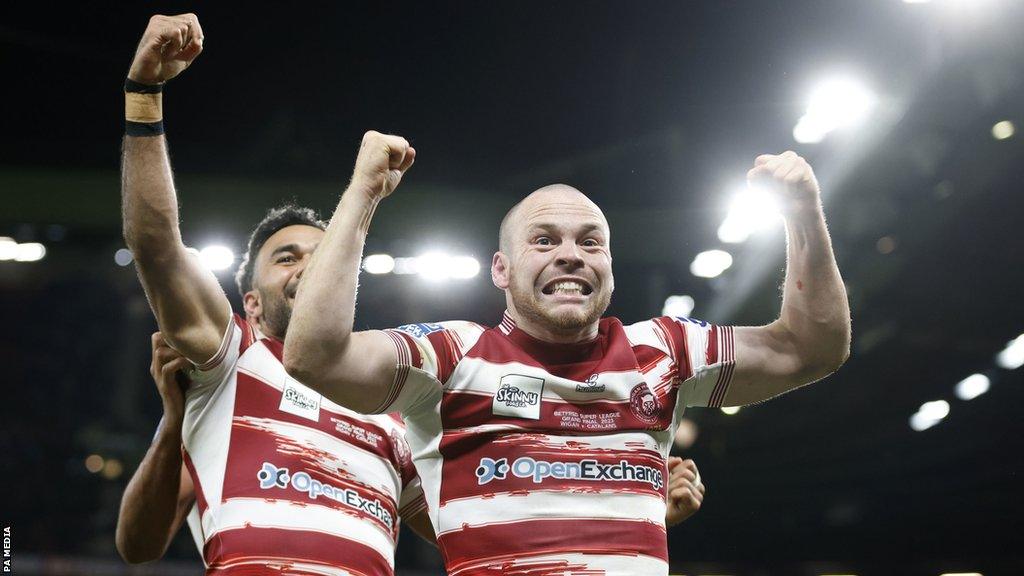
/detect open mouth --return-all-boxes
[541,278,594,297]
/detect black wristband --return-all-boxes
[124,78,163,94]
[126,120,165,137]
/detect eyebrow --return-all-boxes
[530,222,605,236]
[268,243,301,259]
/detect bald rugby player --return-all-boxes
[284,131,850,575]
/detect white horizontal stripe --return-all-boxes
[234,417,401,498]
[236,344,404,431]
[452,430,659,453]
[450,356,645,402]
[203,497,395,568]
[437,490,665,535]
[449,551,668,576]
[214,559,356,576]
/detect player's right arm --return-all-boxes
[116,334,196,563]
[121,13,230,365]
[283,132,416,413]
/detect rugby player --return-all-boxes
[115,15,432,574]
[284,131,851,574]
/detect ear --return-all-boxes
[243,290,261,321]
[491,251,510,290]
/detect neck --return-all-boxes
[508,309,599,344]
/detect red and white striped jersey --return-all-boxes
[182,313,426,575]
[378,311,735,576]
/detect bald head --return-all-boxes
[498,184,608,254]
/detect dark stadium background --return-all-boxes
[2,2,1022,575]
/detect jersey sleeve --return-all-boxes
[663,317,737,408]
[374,321,485,415]
[183,313,258,423]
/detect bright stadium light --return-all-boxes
[0,237,16,260]
[414,252,481,281]
[662,295,695,318]
[198,245,235,271]
[690,250,733,278]
[991,120,1015,140]
[717,186,783,244]
[909,399,950,431]
[954,373,990,401]
[363,253,395,274]
[793,77,876,144]
[995,333,1024,369]
[114,248,134,267]
[449,256,481,279]
[14,242,46,262]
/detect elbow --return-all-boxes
[115,530,162,565]
[805,326,851,379]
[283,343,328,394]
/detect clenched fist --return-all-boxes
[665,457,705,527]
[128,14,204,85]
[746,151,822,215]
[349,131,416,201]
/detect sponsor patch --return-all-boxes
[492,374,544,420]
[629,383,662,424]
[257,462,394,529]
[278,377,321,422]
[394,323,444,338]
[475,456,663,490]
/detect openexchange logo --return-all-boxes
[257,462,394,529]
[475,456,663,490]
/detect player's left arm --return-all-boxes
[726,152,851,406]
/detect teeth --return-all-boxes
[552,281,584,294]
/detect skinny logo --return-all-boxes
[492,374,544,420]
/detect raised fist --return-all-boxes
[746,151,822,215]
[349,131,416,201]
[128,14,204,85]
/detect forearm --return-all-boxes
[121,134,185,259]
[286,188,380,378]
[777,206,851,371]
[116,417,185,563]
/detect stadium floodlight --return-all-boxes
[198,245,235,271]
[414,252,481,281]
[363,253,395,274]
[995,333,1024,369]
[909,399,950,431]
[114,248,134,267]
[992,120,1015,140]
[690,250,733,278]
[793,77,876,144]
[954,373,990,401]
[0,237,16,261]
[14,242,46,262]
[449,256,481,279]
[662,295,695,318]
[717,186,783,244]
